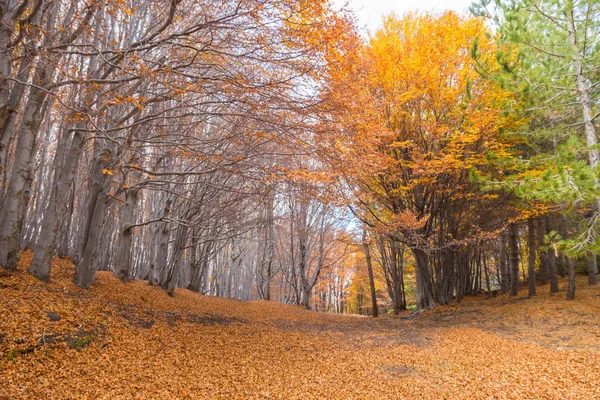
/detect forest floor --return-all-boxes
[2,252,600,399]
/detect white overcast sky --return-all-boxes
[334,0,476,34]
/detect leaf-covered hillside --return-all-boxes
[2,253,600,399]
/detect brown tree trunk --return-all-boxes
[509,223,520,296]
[566,257,576,300]
[363,235,378,318]
[547,247,559,294]
[527,218,536,296]
[537,216,548,285]
[483,250,491,292]
[413,248,435,310]
[499,231,509,293]
[587,254,598,286]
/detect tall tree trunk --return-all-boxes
[114,189,137,283]
[566,257,576,300]
[363,235,378,318]
[390,241,404,314]
[0,46,35,202]
[483,249,491,292]
[56,179,76,258]
[29,131,85,281]
[0,0,61,270]
[0,89,46,270]
[0,5,39,196]
[545,216,560,293]
[413,248,435,310]
[74,160,114,288]
[527,217,536,296]
[499,231,509,293]
[153,218,171,287]
[74,142,106,263]
[509,223,520,296]
[537,216,548,285]
[297,233,311,309]
[546,220,559,293]
[163,223,188,297]
[568,10,600,215]
[587,254,598,286]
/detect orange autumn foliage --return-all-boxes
[321,12,524,244]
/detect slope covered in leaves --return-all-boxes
[2,252,600,399]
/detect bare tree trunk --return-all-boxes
[257,189,275,300]
[587,254,598,286]
[509,223,520,296]
[566,257,576,300]
[499,231,509,293]
[29,131,85,281]
[483,249,491,292]
[547,249,559,294]
[0,4,40,195]
[527,218,536,297]
[544,216,559,293]
[413,248,435,310]
[56,179,76,258]
[153,216,170,286]
[114,189,137,283]
[74,156,114,288]
[537,216,548,285]
[163,223,188,297]
[567,10,600,215]
[363,233,378,318]
[298,239,310,309]
[0,88,46,270]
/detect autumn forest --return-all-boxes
[2,0,600,398]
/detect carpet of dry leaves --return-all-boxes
[2,251,600,399]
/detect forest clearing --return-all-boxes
[2,253,600,399]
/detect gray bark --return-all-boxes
[74,149,114,288]
[413,247,435,310]
[114,189,138,283]
[29,131,85,280]
[0,83,47,270]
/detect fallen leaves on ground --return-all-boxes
[1,251,600,399]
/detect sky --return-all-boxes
[334,0,476,34]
